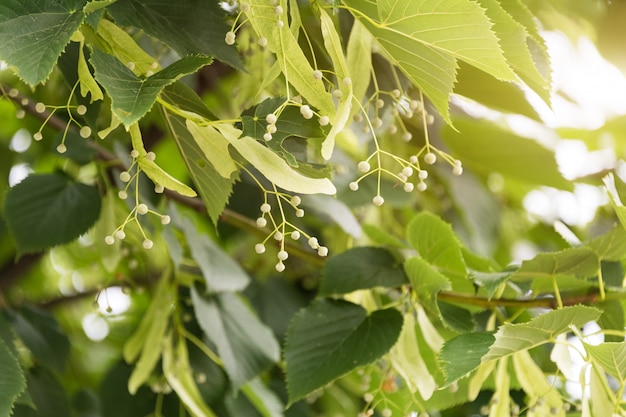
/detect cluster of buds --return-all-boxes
[104,150,171,250]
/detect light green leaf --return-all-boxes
[345,0,517,124]
[95,19,158,76]
[489,358,510,417]
[586,226,626,261]
[585,342,626,385]
[241,378,285,417]
[319,247,408,296]
[125,275,173,394]
[108,0,241,69]
[389,313,437,400]
[162,111,237,225]
[604,173,626,231]
[439,332,495,386]
[74,32,103,102]
[179,217,249,293]
[0,338,25,416]
[509,247,599,281]
[442,118,572,190]
[128,123,197,197]
[4,172,101,254]
[346,19,372,121]
[245,0,335,117]
[475,0,549,102]
[512,350,564,416]
[191,289,280,390]
[84,0,118,14]
[0,0,87,85]
[589,364,615,417]
[284,299,402,405]
[482,306,601,362]
[406,212,467,279]
[186,121,237,179]
[218,124,336,195]
[162,332,218,417]
[91,49,212,126]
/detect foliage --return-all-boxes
[1,0,626,416]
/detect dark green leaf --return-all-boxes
[439,332,495,386]
[319,247,408,296]
[179,217,250,293]
[442,118,572,190]
[438,302,476,333]
[19,367,71,417]
[284,299,403,405]
[601,260,624,289]
[163,111,237,225]
[597,300,624,343]
[90,49,212,126]
[52,130,97,164]
[4,173,101,254]
[161,82,217,120]
[8,306,70,372]
[404,256,451,313]
[108,0,242,69]
[0,0,87,85]
[191,288,279,390]
[0,338,25,417]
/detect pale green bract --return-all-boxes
[186,120,237,179]
[218,124,336,195]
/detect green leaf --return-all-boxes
[586,226,626,261]
[406,212,467,279]
[509,247,599,281]
[124,275,173,394]
[439,332,495,386]
[438,302,476,333]
[598,300,625,343]
[482,305,601,362]
[471,271,512,298]
[8,306,70,372]
[512,350,564,414]
[4,173,101,254]
[585,342,626,384]
[191,289,280,390]
[604,173,626,231]
[161,82,216,121]
[162,111,237,225]
[284,299,403,405]
[162,333,218,417]
[179,217,250,293]
[404,257,451,313]
[319,247,408,296]
[21,367,71,417]
[218,124,336,195]
[345,0,517,124]
[0,0,87,85]
[0,338,25,417]
[442,118,572,190]
[240,98,327,166]
[90,49,212,126]
[107,0,241,69]
[241,378,285,417]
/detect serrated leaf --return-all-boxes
[0,338,25,416]
[125,276,173,394]
[439,332,495,386]
[91,49,212,126]
[482,306,601,362]
[471,271,512,298]
[438,302,476,333]
[0,0,87,85]
[404,257,451,314]
[585,342,626,384]
[191,289,279,390]
[319,247,407,296]
[162,111,236,225]
[128,123,197,197]
[162,333,218,417]
[108,0,241,69]
[8,306,69,372]
[406,212,467,279]
[345,0,517,124]
[509,247,599,281]
[284,299,402,405]
[179,217,249,293]
[4,173,101,254]
[389,313,437,400]
[218,124,336,195]
[442,118,572,190]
